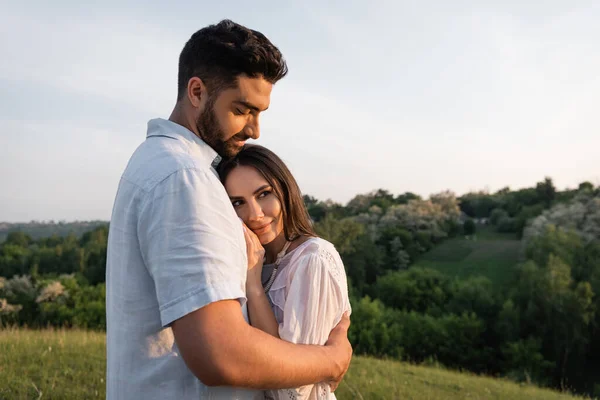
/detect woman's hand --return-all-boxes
[242,223,265,293]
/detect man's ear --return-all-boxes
[187,77,205,108]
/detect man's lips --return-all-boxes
[230,135,249,146]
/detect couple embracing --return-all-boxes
[106,19,352,400]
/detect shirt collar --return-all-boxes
[146,118,221,168]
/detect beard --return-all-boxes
[196,97,247,159]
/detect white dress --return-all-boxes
[260,237,352,400]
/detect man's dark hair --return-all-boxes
[177,19,288,100]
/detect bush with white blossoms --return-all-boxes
[1,274,36,301]
[36,281,67,303]
[523,192,600,247]
[378,196,457,242]
[0,277,24,324]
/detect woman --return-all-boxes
[218,144,351,400]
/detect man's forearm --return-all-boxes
[222,322,336,389]
[173,300,342,389]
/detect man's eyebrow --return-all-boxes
[234,100,268,112]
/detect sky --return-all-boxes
[0,0,599,222]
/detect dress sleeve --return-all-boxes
[265,247,351,400]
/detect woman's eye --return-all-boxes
[235,108,249,115]
[258,190,271,199]
[232,200,243,207]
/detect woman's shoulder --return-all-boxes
[287,237,345,280]
[292,236,340,260]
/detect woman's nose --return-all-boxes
[247,199,264,221]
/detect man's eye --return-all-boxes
[235,108,250,115]
[232,200,243,207]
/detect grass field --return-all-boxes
[413,227,522,287]
[0,329,592,400]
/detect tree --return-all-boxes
[314,214,364,255]
[374,268,452,314]
[463,219,476,235]
[536,177,556,207]
[579,182,594,192]
[4,232,33,247]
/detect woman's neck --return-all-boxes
[263,232,288,264]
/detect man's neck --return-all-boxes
[169,106,200,138]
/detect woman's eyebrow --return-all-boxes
[253,185,271,195]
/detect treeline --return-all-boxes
[0,220,107,242]
[458,179,594,237]
[1,179,600,395]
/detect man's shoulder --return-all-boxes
[122,137,212,193]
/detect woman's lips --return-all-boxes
[251,223,271,235]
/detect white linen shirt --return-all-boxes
[105,118,261,400]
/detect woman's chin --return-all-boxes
[259,233,277,246]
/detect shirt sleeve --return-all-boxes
[137,167,247,327]
[266,248,350,400]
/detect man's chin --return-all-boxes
[220,142,245,159]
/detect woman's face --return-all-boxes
[224,165,284,245]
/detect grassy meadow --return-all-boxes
[0,329,592,400]
[412,226,522,287]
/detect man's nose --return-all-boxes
[246,116,260,140]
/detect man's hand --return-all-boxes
[173,301,352,390]
[324,312,352,391]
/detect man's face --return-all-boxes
[196,75,272,159]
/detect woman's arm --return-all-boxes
[246,284,280,337]
[244,224,281,337]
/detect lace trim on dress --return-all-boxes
[268,246,345,317]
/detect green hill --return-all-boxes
[0,329,590,400]
[413,226,522,287]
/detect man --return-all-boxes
[105,19,352,399]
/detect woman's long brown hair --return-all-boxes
[218,144,317,241]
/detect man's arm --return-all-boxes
[172,299,352,389]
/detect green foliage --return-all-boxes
[463,219,476,235]
[526,225,584,269]
[341,233,385,294]
[375,268,452,314]
[503,337,554,385]
[536,177,557,207]
[490,208,508,225]
[579,182,595,192]
[313,214,364,255]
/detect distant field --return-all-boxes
[413,227,522,286]
[0,329,590,400]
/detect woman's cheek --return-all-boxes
[234,207,245,221]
